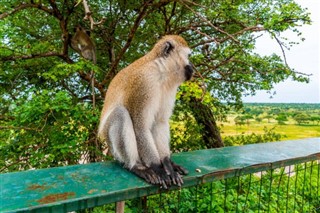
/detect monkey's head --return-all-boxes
[151,35,193,82]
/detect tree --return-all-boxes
[293,113,310,125]
[255,117,262,123]
[264,115,273,123]
[235,114,253,126]
[0,0,311,172]
[275,113,288,125]
[234,116,246,126]
[310,116,320,125]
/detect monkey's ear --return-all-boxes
[163,41,174,57]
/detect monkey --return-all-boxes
[98,35,193,189]
[70,25,96,63]
[70,25,97,107]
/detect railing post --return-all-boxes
[116,201,125,213]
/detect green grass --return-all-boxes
[219,116,320,141]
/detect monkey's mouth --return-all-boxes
[184,64,194,81]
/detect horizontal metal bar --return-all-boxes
[1,138,319,213]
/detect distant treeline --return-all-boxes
[234,103,320,126]
[243,103,320,110]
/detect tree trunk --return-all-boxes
[188,97,224,148]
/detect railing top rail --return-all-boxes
[1,138,319,213]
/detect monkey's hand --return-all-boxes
[162,157,187,187]
[170,160,189,175]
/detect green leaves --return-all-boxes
[41,59,97,82]
[0,90,100,172]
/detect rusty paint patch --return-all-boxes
[37,192,75,204]
[27,184,51,191]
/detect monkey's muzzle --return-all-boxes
[184,63,194,81]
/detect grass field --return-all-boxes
[219,115,320,141]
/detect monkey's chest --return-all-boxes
[155,94,176,121]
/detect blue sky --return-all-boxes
[243,0,320,103]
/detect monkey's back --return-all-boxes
[100,54,158,120]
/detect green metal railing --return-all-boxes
[1,138,319,212]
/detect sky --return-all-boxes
[243,0,320,103]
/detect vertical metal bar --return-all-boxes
[159,191,162,212]
[309,161,313,213]
[285,165,291,213]
[258,171,263,213]
[177,188,181,212]
[243,173,252,212]
[224,179,228,212]
[195,184,198,211]
[293,164,299,212]
[301,162,307,212]
[267,169,273,213]
[141,196,147,213]
[317,161,320,206]
[276,168,285,212]
[236,175,241,213]
[210,182,213,212]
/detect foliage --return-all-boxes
[275,113,288,125]
[0,90,102,172]
[220,103,320,142]
[293,113,310,125]
[243,103,320,126]
[88,161,320,212]
[170,111,205,153]
[234,114,253,126]
[223,126,283,146]
[0,0,312,171]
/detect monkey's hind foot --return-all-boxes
[131,165,168,189]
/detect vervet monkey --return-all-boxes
[98,35,193,189]
[70,25,96,107]
[70,26,96,63]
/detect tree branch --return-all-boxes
[0,2,54,20]
[191,25,265,48]
[102,1,152,85]
[1,52,65,61]
[179,0,239,44]
[273,33,289,67]
[81,0,105,30]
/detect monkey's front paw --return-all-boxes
[171,161,189,175]
[162,157,186,187]
[150,164,172,189]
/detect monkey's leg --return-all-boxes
[106,106,165,187]
[133,121,173,188]
[152,121,188,187]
